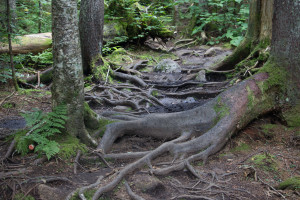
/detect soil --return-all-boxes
[0,42,299,200]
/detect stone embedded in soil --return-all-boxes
[204,47,223,57]
[131,174,164,194]
[38,184,67,200]
[154,59,181,73]
[195,70,207,82]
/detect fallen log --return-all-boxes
[0,33,52,54]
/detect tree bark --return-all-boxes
[51,0,96,146]
[271,0,300,102]
[79,0,104,75]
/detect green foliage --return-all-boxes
[16,0,52,34]
[16,105,68,159]
[27,48,53,68]
[176,0,249,46]
[104,0,173,44]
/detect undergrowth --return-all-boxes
[15,105,68,159]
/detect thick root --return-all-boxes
[92,73,277,198]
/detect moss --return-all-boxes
[84,102,100,130]
[56,134,87,159]
[250,153,278,172]
[231,143,250,152]
[13,193,35,200]
[277,177,300,191]
[282,103,300,127]
[258,59,288,94]
[213,97,230,122]
[91,54,113,83]
[19,88,51,97]
[261,124,277,138]
[97,118,116,137]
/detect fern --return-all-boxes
[16,105,68,159]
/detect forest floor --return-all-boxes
[0,41,299,200]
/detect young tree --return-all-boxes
[85,0,300,198]
[6,0,18,91]
[79,0,104,75]
[210,0,274,71]
[51,0,97,146]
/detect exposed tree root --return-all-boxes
[89,73,277,198]
[113,72,147,88]
[124,181,145,200]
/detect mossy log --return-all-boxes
[0,33,52,54]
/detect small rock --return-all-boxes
[131,174,164,194]
[38,184,66,200]
[195,70,206,82]
[154,59,181,73]
[204,47,223,57]
[113,106,131,112]
[183,97,196,103]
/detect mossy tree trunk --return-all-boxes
[51,0,97,146]
[210,0,274,71]
[79,0,104,75]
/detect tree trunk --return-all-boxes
[6,0,18,91]
[271,0,300,102]
[51,0,96,146]
[79,0,104,75]
[210,0,274,71]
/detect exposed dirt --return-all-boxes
[0,44,299,200]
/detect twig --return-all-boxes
[258,176,286,199]
[104,64,111,85]
[74,150,81,174]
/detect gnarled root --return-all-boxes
[92,73,276,199]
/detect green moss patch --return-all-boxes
[19,88,51,97]
[261,124,278,138]
[231,143,250,152]
[213,97,230,122]
[97,118,116,138]
[282,103,300,127]
[56,134,87,159]
[250,153,278,172]
[277,177,300,191]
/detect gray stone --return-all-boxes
[204,47,223,57]
[183,97,196,103]
[195,70,206,82]
[38,184,67,200]
[132,174,164,194]
[154,59,181,73]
